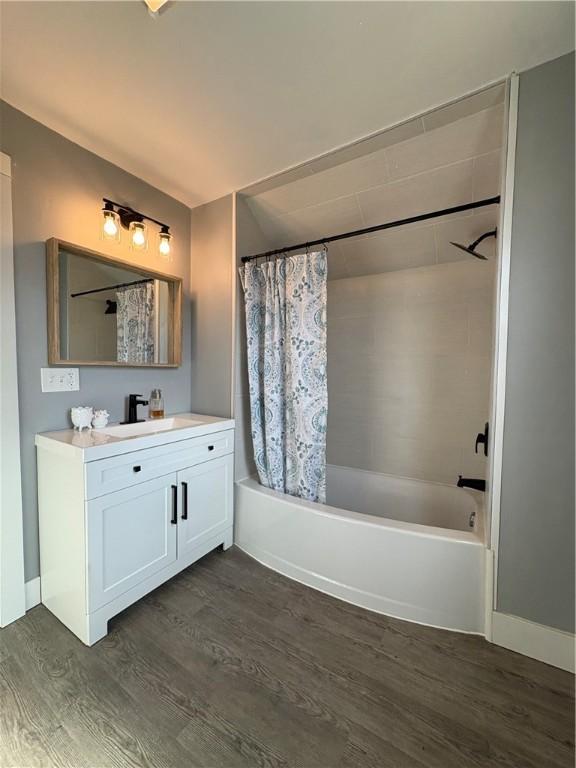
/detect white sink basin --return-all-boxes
[99,417,202,439]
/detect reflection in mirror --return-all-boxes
[47,240,181,367]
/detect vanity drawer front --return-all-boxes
[85,430,234,499]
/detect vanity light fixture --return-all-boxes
[101,198,172,257]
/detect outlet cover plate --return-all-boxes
[41,368,79,393]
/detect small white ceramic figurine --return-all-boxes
[92,409,110,429]
[70,406,94,431]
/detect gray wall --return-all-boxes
[234,195,272,481]
[1,102,192,581]
[497,53,575,633]
[189,194,234,419]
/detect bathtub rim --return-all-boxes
[237,474,485,546]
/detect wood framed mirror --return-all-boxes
[46,239,182,367]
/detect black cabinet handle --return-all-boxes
[181,481,188,520]
[208,445,215,451]
[171,485,178,524]
[133,465,142,473]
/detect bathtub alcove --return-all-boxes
[234,85,503,636]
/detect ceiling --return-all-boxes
[244,88,504,279]
[1,2,573,208]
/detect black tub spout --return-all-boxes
[457,476,486,492]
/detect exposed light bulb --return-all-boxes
[103,213,118,237]
[101,205,120,242]
[159,230,172,257]
[130,221,147,249]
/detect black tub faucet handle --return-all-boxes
[475,422,489,457]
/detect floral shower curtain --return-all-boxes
[240,251,328,503]
[116,282,155,364]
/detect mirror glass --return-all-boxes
[48,241,181,367]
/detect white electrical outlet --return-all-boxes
[41,368,80,393]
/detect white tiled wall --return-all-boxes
[327,259,496,484]
[385,105,504,180]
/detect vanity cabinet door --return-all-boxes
[87,473,178,612]
[177,454,233,559]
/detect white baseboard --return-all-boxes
[25,577,41,610]
[483,549,495,640]
[491,611,575,673]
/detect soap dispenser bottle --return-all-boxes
[149,388,165,419]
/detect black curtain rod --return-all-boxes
[70,278,154,298]
[241,196,500,264]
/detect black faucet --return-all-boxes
[123,394,149,424]
[457,476,486,492]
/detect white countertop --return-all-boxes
[35,412,235,462]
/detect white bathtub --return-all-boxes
[235,465,486,633]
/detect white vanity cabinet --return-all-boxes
[35,414,234,646]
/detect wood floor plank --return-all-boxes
[338,722,429,768]
[176,713,289,768]
[99,620,289,768]
[0,654,60,768]
[200,549,572,696]
[180,569,573,768]
[1,546,574,768]
[190,552,574,764]
[5,607,199,768]
[124,600,350,767]
[196,548,575,734]
[183,589,518,768]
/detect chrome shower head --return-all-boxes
[450,229,497,260]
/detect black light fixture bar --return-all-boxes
[241,196,501,264]
[102,198,169,231]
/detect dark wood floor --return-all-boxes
[1,547,574,768]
